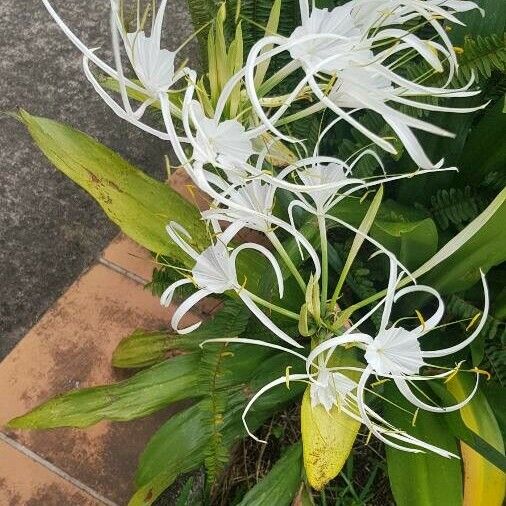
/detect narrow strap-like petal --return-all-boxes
[394,376,479,413]
[166,222,200,262]
[238,292,302,348]
[200,338,308,361]
[160,278,192,307]
[423,271,489,357]
[171,289,210,334]
[243,374,310,443]
[231,243,284,298]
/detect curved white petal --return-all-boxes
[242,374,310,443]
[232,243,284,298]
[394,375,479,413]
[306,333,374,377]
[160,278,192,307]
[171,289,210,334]
[423,272,489,357]
[238,291,302,348]
[200,337,308,361]
[166,222,200,262]
[82,55,173,140]
[394,284,445,334]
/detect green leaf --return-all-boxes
[333,186,384,301]
[446,375,505,505]
[329,197,438,270]
[458,99,506,185]
[132,350,305,504]
[430,381,506,473]
[384,385,463,506]
[135,403,207,489]
[130,403,208,506]
[238,443,302,506]
[415,188,506,294]
[112,300,250,368]
[19,111,208,263]
[8,354,200,429]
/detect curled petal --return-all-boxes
[232,243,284,298]
[238,291,302,348]
[200,337,308,362]
[171,288,211,334]
[306,333,373,377]
[160,278,192,307]
[394,284,445,334]
[243,374,310,443]
[423,271,489,358]
[394,375,480,413]
[166,222,200,262]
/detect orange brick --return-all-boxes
[0,437,104,505]
[101,234,155,282]
[0,264,198,504]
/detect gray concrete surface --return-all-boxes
[0,1,196,359]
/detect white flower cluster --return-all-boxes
[44,0,489,457]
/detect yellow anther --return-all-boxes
[415,310,426,331]
[453,46,464,55]
[472,367,491,381]
[237,275,248,294]
[371,378,390,388]
[220,351,234,358]
[285,366,292,389]
[444,363,462,384]
[411,408,420,427]
[466,312,481,332]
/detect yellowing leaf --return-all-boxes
[301,388,360,490]
[447,376,506,506]
[19,111,208,264]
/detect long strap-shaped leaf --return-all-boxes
[8,354,201,429]
[19,111,209,265]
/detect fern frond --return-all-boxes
[429,186,486,230]
[481,171,506,192]
[456,34,506,85]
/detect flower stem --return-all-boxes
[267,232,306,293]
[246,291,300,321]
[318,214,328,312]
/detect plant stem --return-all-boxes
[318,214,328,312]
[246,291,300,321]
[267,231,306,293]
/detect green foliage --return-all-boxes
[18,111,208,264]
[112,300,250,368]
[8,354,201,429]
[429,186,486,231]
[455,34,506,85]
[420,188,506,294]
[197,343,272,483]
[238,443,302,506]
[384,385,463,506]
[132,403,208,505]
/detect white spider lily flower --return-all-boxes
[351,0,483,37]
[310,368,357,412]
[203,179,276,233]
[202,336,456,456]
[242,0,484,169]
[42,0,186,141]
[288,2,365,73]
[307,263,489,454]
[190,101,255,170]
[160,222,302,348]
